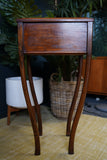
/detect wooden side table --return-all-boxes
[17,18,94,155]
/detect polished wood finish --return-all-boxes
[17,17,94,22]
[18,22,40,155]
[82,57,107,95]
[66,56,83,136]
[17,18,94,155]
[27,56,42,136]
[69,22,93,154]
[23,23,87,55]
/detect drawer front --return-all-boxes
[23,22,87,55]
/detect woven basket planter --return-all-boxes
[50,77,83,119]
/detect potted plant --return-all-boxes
[47,0,104,118]
[0,0,43,123]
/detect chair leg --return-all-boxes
[68,54,91,154]
[66,56,83,136]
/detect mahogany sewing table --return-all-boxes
[17,18,94,155]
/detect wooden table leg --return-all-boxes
[27,56,42,136]
[66,56,83,136]
[68,54,91,154]
[19,54,40,155]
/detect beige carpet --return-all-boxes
[0,106,107,160]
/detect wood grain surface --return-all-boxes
[23,23,87,54]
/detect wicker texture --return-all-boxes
[50,78,83,119]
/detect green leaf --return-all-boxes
[46,10,55,17]
[0,0,42,26]
[0,33,8,45]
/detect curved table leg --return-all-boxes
[27,56,42,136]
[66,56,83,136]
[19,54,40,155]
[68,54,91,154]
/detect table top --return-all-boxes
[17,17,94,23]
